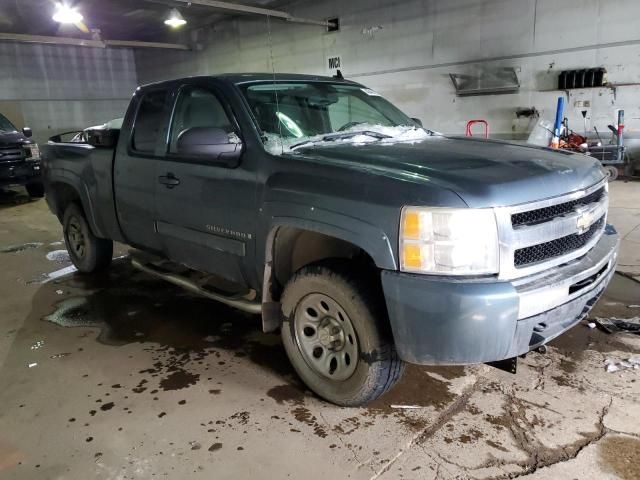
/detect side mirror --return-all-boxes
[176,127,243,166]
[411,118,423,127]
[22,127,33,138]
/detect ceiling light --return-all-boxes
[164,9,187,28]
[52,3,83,24]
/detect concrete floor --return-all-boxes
[0,182,639,480]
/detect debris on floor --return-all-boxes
[46,250,71,263]
[28,363,37,368]
[49,353,71,359]
[30,340,44,350]
[0,242,43,253]
[587,322,596,329]
[596,317,640,335]
[604,357,640,372]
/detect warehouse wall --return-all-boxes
[0,42,137,143]
[135,0,640,145]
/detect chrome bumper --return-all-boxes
[513,225,619,319]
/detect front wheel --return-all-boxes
[280,262,405,406]
[63,203,113,273]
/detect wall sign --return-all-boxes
[326,54,342,75]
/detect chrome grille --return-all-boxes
[514,216,605,267]
[495,179,608,280]
[0,145,24,163]
[511,187,606,227]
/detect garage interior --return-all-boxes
[1,0,640,479]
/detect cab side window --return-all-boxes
[132,90,168,153]
[169,87,232,153]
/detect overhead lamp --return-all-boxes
[52,3,83,24]
[164,9,187,28]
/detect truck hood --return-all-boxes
[292,136,606,207]
[0,130,30,147]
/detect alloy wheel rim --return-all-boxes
[293,293,359,381]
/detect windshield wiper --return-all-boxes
[290,130,393,151]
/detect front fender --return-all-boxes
[262,201,397,270]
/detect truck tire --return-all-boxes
[63,203,113,273]
[604,165,619,181]
[26,182,45,198]
[280,261,405,406]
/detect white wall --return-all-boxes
[0,42,137,143]
[135,0,640,145]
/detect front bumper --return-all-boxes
[0,162,42,187]
[381,225,619,365]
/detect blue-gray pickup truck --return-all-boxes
[42,74,618,406]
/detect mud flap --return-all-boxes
[487,356,517,374]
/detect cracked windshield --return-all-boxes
[240,82,430,154]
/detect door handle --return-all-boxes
[158,173,180,189]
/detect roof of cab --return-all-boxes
[138,73,359,90]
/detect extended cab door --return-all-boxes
[154,83,258,287]
[114,87,170,252]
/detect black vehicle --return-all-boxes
[0,113,43,197]
[42,74,617,406]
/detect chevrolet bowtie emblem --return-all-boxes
[575,206,596,234]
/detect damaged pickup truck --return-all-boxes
[42,74,619,406]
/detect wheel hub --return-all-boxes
[293,292,359,381]
[317,317,345,351]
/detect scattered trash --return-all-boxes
[30,340,44,350]
[28,363,38,368]
[390,405,423,409]
[50,353,71,359]
[604,357,640,373]
[46,250,71,263]
[587,322,596,329]
[56,289,64,295]
[595,317,640,335]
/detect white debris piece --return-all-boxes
[605,357,640,373]
[46,250,71,263]
[43,265,78,283]
[28,363,37,368]
[56,289,64,295]
[49,241,64,246]
[587,322,596,329]
[30,340,44,350]
[628,305,640,308]
[390,405,423,409]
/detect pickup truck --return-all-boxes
[0,112,43,197]
[42,74,619,406]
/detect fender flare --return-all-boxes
[259,204,397,332]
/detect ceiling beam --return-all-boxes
[0,32,189,50]
[150,0,333,27]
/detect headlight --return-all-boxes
[400,207,499,275]
[24,143,41,161]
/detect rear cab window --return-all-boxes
[131,89,169,154]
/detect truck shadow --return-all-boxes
[0,187,37,209]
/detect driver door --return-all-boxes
[154,83,257,286]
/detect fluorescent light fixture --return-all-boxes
[164,9,187,28]
[52,3,83,24]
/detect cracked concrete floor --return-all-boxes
[0,181,639,480]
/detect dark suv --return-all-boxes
[0,113,43,197]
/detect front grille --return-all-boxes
[514,216,605,267]
[512,187,605,227]
[0,145,24,163]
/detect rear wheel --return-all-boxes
[63,203,113,273]
[280,261,405,406]
[26,182,45,198]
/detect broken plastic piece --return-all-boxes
[595,317,640,335]
[28,363,37,368]
[390,405,422,409]
[587,322,596,329]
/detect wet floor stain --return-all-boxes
[599,435,640,480]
